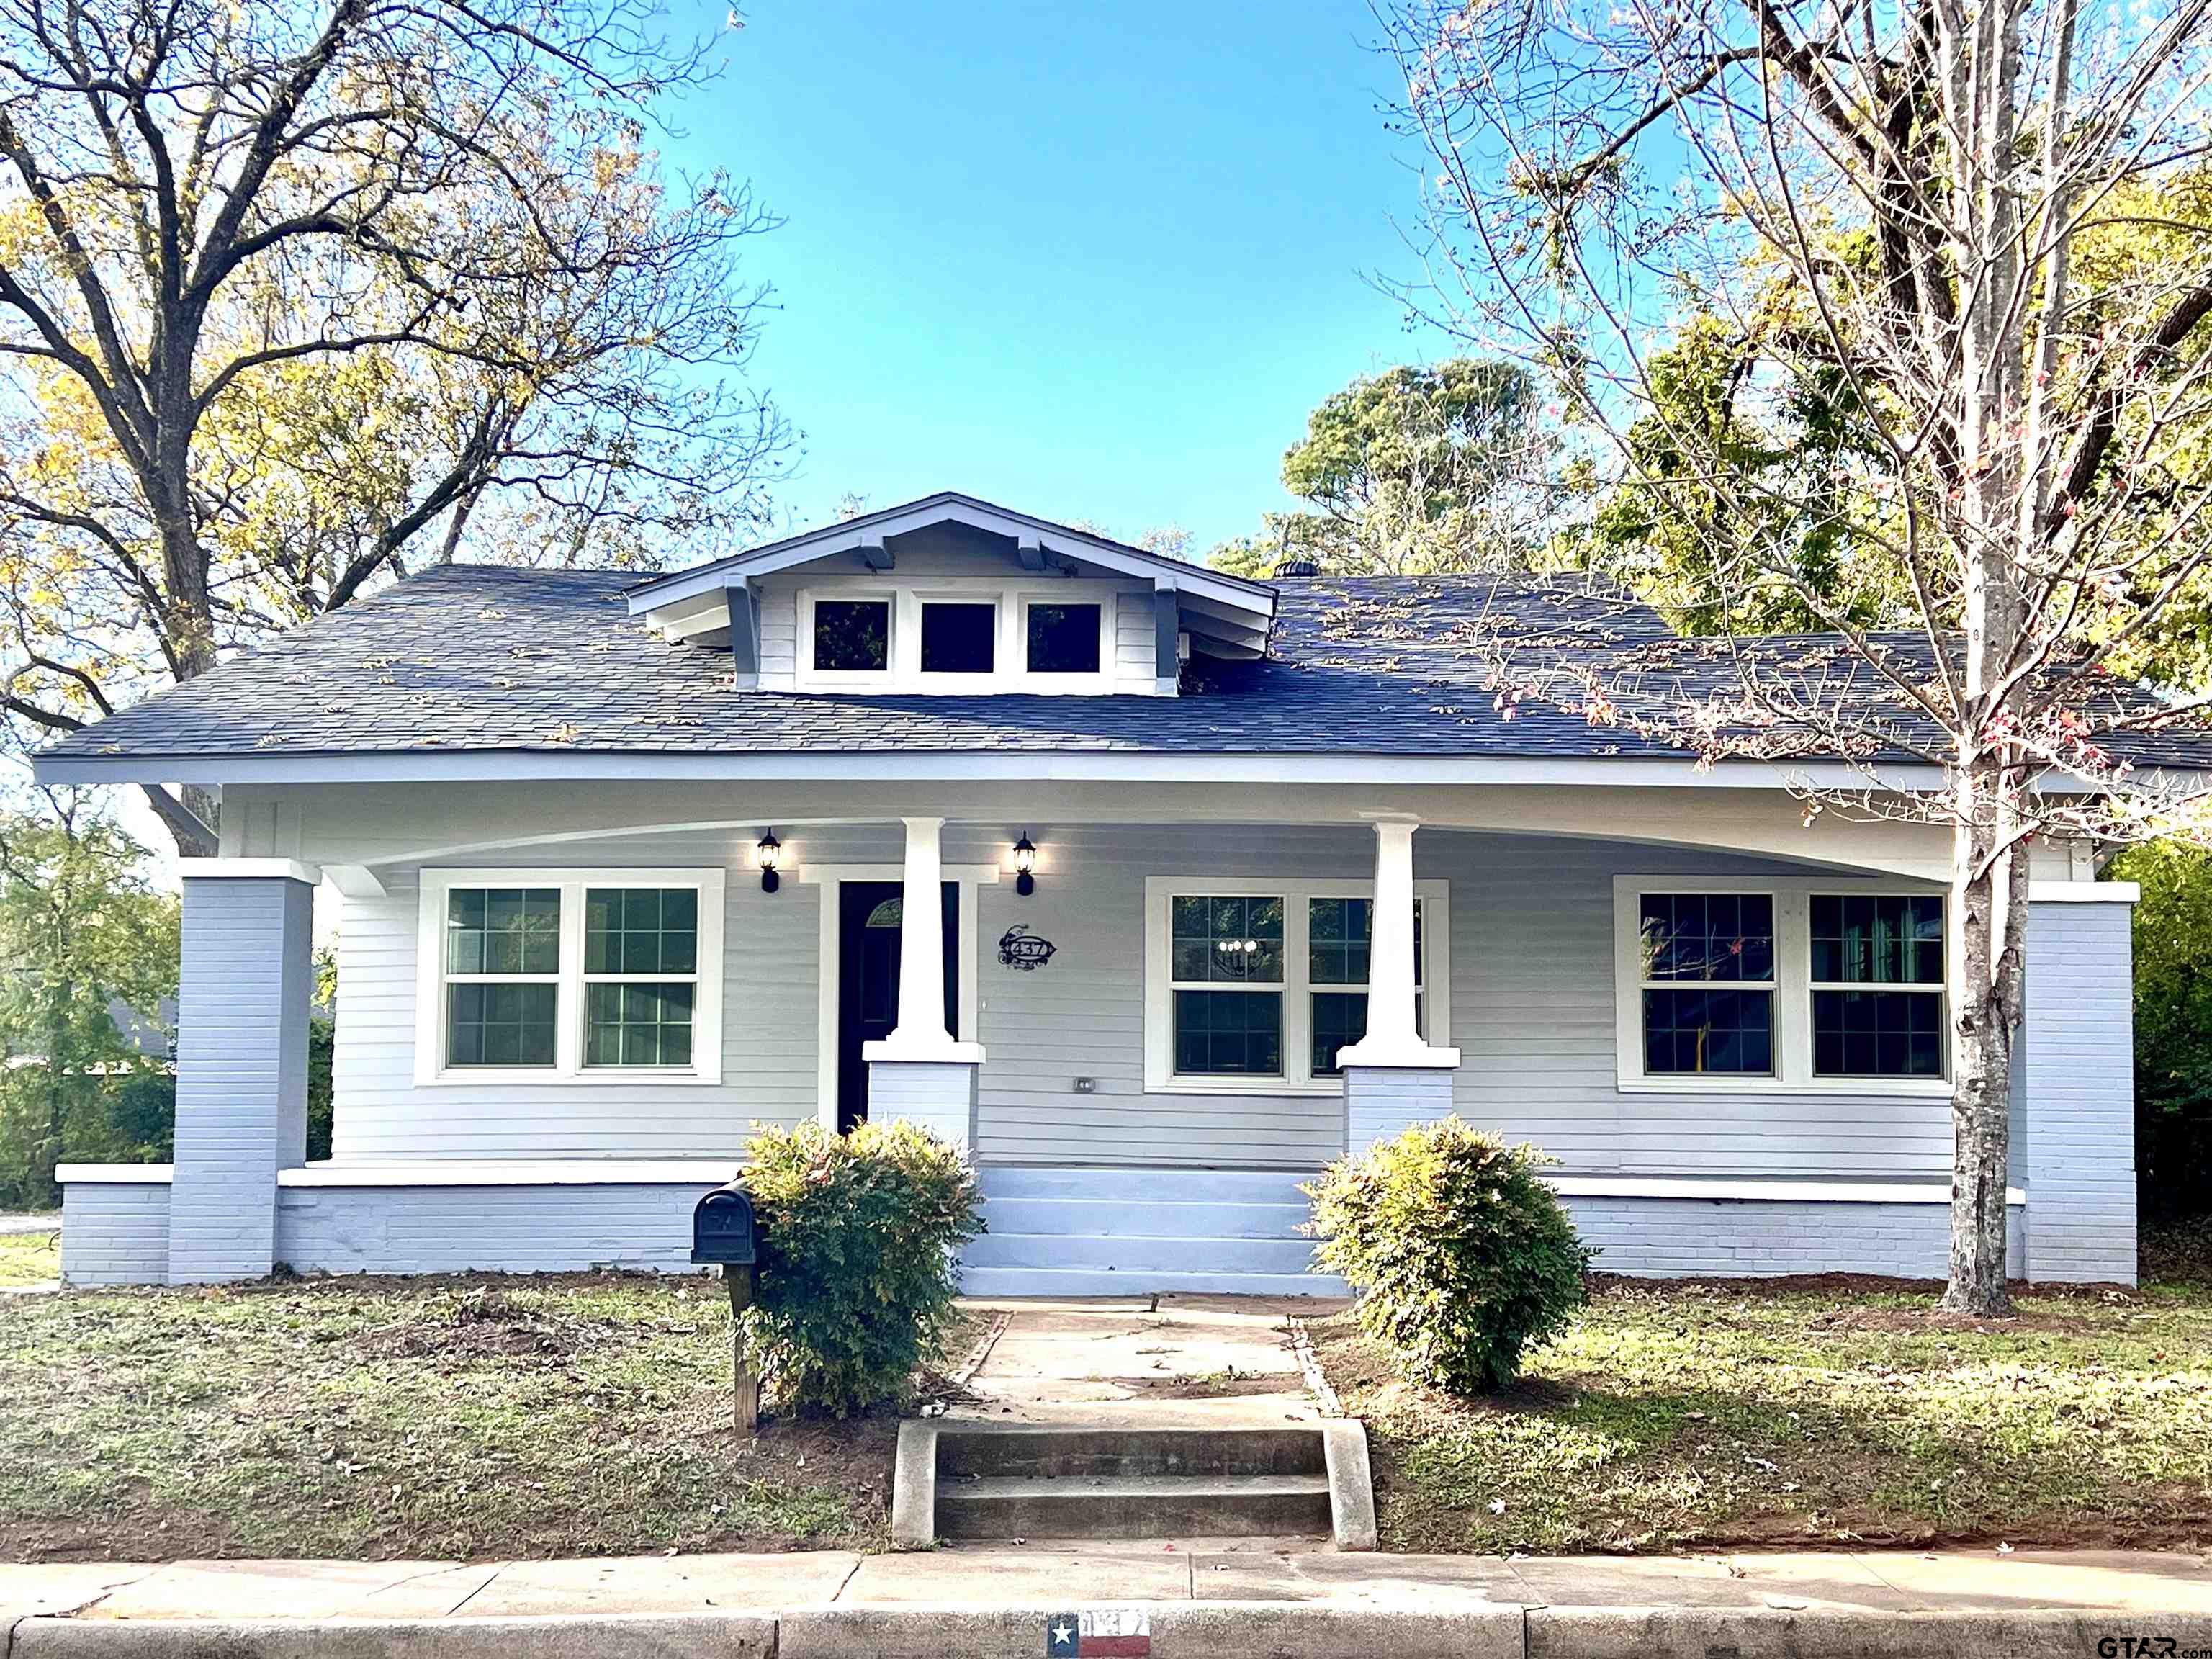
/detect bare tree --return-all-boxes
[1376,0,2212,1310]
[0,0,788,850]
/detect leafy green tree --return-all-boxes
[1213,359,1560,576]
[1381,0,2212,1314]
[0,800,179,1208]
[2105,843,2212,1219]
[1574,316,1910,634]
[0,0,787,853]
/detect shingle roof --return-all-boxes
[38,564,2212,770]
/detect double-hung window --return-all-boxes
[418,869,725,1083]
[1146,878,1450,1093]
[1613,878,1948,1092]
[1635,892,1776,1076]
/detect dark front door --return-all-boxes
[837,881,959,1133]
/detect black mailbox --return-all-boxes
[691,1182,757,1267]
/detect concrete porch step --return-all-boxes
[938,1425,1325,1480]
[896,1421,1376,1548]
[977,1166,1321,1204]
[961,1231,1323,1274]
[956,1265,1349,1298]
[936,1472,1332,1540]
[979,1195,1314,1240]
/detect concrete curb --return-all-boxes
[14,1601,2212,1659]
[1318,1420,1377,1552]
[1524,1606,2212,1659]
[888,1420,937,1550]
[781,1601,1525,1659]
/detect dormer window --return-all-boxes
[811,598,889,673]
[920,601,997,675]
[1025,601,1103,675]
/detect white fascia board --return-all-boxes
[38,750,1963,792]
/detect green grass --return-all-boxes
[0,1274,922,1561]
[1318,1276,2212,1555]
[0,1228,61,1287]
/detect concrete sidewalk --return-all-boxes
[6,1543,2212,1658]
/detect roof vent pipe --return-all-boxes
[1274,555,1321,577]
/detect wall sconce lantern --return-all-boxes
[755,831,783,894]
[1012,834,1038,897]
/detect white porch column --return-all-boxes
[1336,817,1460,1154]
[888,815,952,1053]
[863,817,984,1148]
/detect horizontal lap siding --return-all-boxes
[971,825,1361,1168]
[325,819,1951,1179]
[330,829,852,1161]
[1449,837,1952,1179]
[1112,593,1156,692]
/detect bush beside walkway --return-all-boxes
[1318,1274,2212,1556]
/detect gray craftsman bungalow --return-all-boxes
[37,493,2160,1288]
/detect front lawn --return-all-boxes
[1317,1275,2212,1555]
[0,1227,60,1287]
[0,1274,952,1562]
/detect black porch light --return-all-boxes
[755,830,783,894]
[1012,833,1037,897]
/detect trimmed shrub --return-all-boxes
[737,1119,982,1416]
[1305,1118,1591,1395]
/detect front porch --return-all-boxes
[58,791,2132,1287]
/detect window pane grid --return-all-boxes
[1173,989,1282,1076]
[585,886,698,976]
[1638,892,1775,985]
[1169,894,1285,986]
[1810,894,1943,986]
[436,878,712,1075]
[446,887,561,977]
[1642,986,1774,1076]
[585,983,696,1069]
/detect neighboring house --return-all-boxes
[35,493,2173,1289]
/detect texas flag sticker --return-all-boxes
[1045,1608,1151,1656]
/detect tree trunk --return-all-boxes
[1941,757,2026,1315]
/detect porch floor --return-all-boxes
[945,1294,1350,1426]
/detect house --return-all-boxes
[37,493,2164,1290]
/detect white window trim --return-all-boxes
[415,867,727,1086]
[1143,876,1452,1097]
[1016,593,1113,690]
[911,590,1004,688]
[795,588,899,691]
[1611,875,1951,1097]
[791,579,1128,695]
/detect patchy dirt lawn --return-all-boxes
[1317,1274,2212,1557]
[0,1274,967,1562]
[0,1228,60,1287]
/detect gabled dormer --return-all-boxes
[625,492,1276,696]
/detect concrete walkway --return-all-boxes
[6,1545,2211,1656]
[951,1295,1343,1424]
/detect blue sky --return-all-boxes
[678,1,1453,552]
